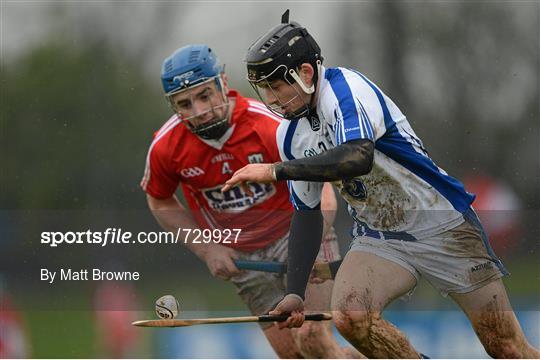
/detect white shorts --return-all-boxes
[231,228,341,326]
[349,208,508,297]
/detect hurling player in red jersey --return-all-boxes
[141,45,362,359]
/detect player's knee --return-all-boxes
[333,310,354,337]
[334,310,379,343]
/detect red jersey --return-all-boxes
[141,90,292,251]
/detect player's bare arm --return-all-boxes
[147,194,239,280]
[320,182,337,237]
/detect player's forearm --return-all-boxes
[275,139,374,181]
[286,208,324,299]
[321,183,337,237]
[146,194,212,260]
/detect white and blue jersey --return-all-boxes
[276,66,476,240]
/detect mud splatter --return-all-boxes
[471,296,522,358]
[366,317,419,358]
[337,163,412,231]
[444,220,487,257]
[334,284,418,358]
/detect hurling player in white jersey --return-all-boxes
[224,10,539,359]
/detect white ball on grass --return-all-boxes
[155,295,180,319]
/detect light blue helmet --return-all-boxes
[160,45,230,140]
[161,44,223,95]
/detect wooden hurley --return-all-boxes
[133,313,332,328]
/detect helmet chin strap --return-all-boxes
[285,61,321,120]
[288,69,315,94]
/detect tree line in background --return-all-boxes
[2,40,170,209]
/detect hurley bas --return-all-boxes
[41,268,140,284]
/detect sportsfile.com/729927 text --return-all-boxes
[40,228,242,247]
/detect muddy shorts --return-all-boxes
[231,228,341,327]
[349,208,508,297]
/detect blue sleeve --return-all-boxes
[325,68,383,145]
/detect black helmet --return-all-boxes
[245,10,323,120]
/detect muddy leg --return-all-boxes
[331,251,420,358]
[451,278,540,358]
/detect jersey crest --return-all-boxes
[308,114,321,131]
[342,178,368,200]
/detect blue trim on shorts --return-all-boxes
[349,207,417,242]
[463,207,509,275]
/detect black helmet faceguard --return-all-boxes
[245,9,323,120]
[189,115,230,140]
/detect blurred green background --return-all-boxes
[1,1,539,358]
